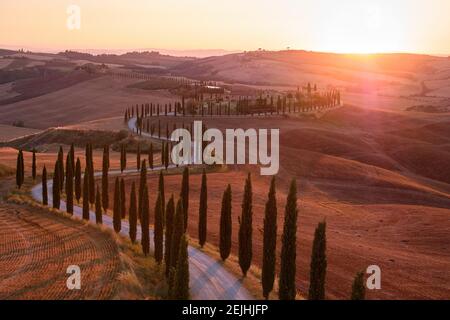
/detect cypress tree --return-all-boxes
[32,148,36,180]
[308,221,327,300]
[141,185,150,256]
[278,179,298,300]
[198,169,207,247]
[172,234,190,300]
[154,191,164,263]
[69,143,75,173]
[165,195,175,277]
[158,170,165,215]
[262,177,277,299]
[170,199,185,270]
[16,150,24,189]
[148,143,154,170]
[238,173,253,276]
[180,167,189,232]
[88,144,95,204]
[95,185,103,224]
[52,160,60,209]
[75,157,82,203]
[137,143,141,170]
[121,144,127,173]
[120,178,126,218]
[138,160,147,221]
[113,177,121,233]
[219,184,232,261]
[102,145,109,212]
[129,182,137,243]
[164,142,170,170]
[82,166,90,220]
[66,153,74,215]
[57,146,64,191]
[351,271,366,300]
[42,166,48,205]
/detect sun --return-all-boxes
[311,2,405,54]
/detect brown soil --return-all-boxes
[0,201,121,299]
[104,103,450,300]
[112,168,450,300]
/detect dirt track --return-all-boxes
[0,202,121,300]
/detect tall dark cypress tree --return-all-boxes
[57,146,64,191]
[120,178,126,218]
[172,234,190,300]
[137,143,141,171]
[66,153,74,215]
[161,142,165,168]
[262,177,277,299]
[180,167,189,232]
[154,191,164,263]
[170,199,185,270]
[102,145,109,212]
[219,184,232,261]
[88,144,95,204]
[239,173,253,276]
[42,166,48,205]
[74,157,81,203]
[129,182,137,243]
[351,271,366,300]
[82,166,90,220]
[308,221,327,300]
[141,185,150,256]
[69,143,75,173]
[198,169,207,247]
[120,144,127,173]
[164,142,170,170]
[95,185,103,224]
[165,195,175,277]
[113,177,121,233]
[279,179,299,300]
[52,160,60,209]
[16,149,24,189]
[158,170,165,215]
[148,143,154,170]
[32,148,36,180]
[138,160,147,222]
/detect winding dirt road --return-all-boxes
[29,116,253,300]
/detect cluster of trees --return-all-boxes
[136,117,196,141]
[119,142,158,172]
[124,85,341,123]
[17,145,367,300]
[122,161,190,299]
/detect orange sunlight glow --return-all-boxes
[0,0,449,55]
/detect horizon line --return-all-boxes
[1,44,449,58]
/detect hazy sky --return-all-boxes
[1,0,449,54]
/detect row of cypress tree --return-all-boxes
[24,144,365,300]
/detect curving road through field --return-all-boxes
[30,117,253,300]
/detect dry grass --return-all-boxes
[93,225,167,300]
[5,176,167,300]
[0,124,41,142]
[0,163,14,178]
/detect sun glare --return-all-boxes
[311,2,406,54]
